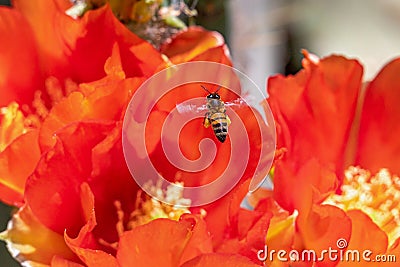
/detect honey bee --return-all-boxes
[176,85,248,143]
[200,85,231,143]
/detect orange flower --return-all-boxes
[0,2,270,266]
[0,0,162,107]
[160,26,232,66]
[264,51,400,266]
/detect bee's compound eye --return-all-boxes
[207,94,213,99]
[211,93,220,99]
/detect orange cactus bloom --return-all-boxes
[0,0,162,107]
[0,1,271,266]
[266,51,400,266]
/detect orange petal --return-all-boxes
[0,102,26,150]
[25,122,116,236]
[384,238,400,267]
[0,205,76,266]
[14,1,162,81]
[336,210,388,267]
[191,179,251,247]
[256,197,296,265]
[274,158,338,213]
[12,0,73,75]
[268,52,363,211]
[0,7,43,106]
[116,216,212,267]
[39,73,143,150]
[179,214,213,264]
[269,52,363,169]
[189,46,232,66]
[37,44,135,150]
[29,119,141,250]
[64,183,119,267]
[180,253,261,267]
[0,103,41,206]
[0,130,40,206]
[51,255,85,267]
[296,203,352,267]
[355,58,400,175]
[160,26,227,64]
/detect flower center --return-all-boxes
[324,166,400,246]
[127,181,192,229]
[99,182,193,250]
[23,76,78,126]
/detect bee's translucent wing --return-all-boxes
[175,94,256,114]
[224,98,246,108]
[224,94,256,109]
[175,102,208,114]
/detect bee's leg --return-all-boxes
[226,115,231,126]
[203,113,211,128]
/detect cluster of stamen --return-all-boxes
[25,77,78,125]
[100,182,193,250]
[324,166,400,246]
[128,181,192,229]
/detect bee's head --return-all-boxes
[207,93,220,100]
[202,85,222,99]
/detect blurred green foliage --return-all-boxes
[0,0,10,6]
[0,203,20,267]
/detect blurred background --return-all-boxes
[1,0,400,265]
[228,0,400,89]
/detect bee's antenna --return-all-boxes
[200,85,212,94]
[215,86,222,94]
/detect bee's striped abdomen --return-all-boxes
[210,112,228,143]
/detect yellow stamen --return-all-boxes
[128,182,192,229]
[32,76,79,120]
[99,182,193,250]
[324,166,400,246]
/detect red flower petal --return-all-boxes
[0,205,76,265]
[335,210,388,267]
[191,180,252,247]
[180,253,261,267]
[149,101,270,188]
[160,26,228,64]
[3,1,162,106]
[39,76,143,150]
[51,255,85,267]
[28,119,141,246]
[273,158,338,213]
[269,51,363,172]
[192,178,272,261]
[190,46,232,66]
[218,208,272,262]
[64,183,119,267]
[14,1,162,80]
[355,58,400,175]
[384,238,400,267]
[0,103,41,206]
[25,122,117,236]
[0,7,42,106]
[179,214,214,263]
[0,103,26,150]
[116,215,212,267]
[296,203,352,267]
[0,130,40,206]
[268,52,363,211]
[39,44,145,150]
